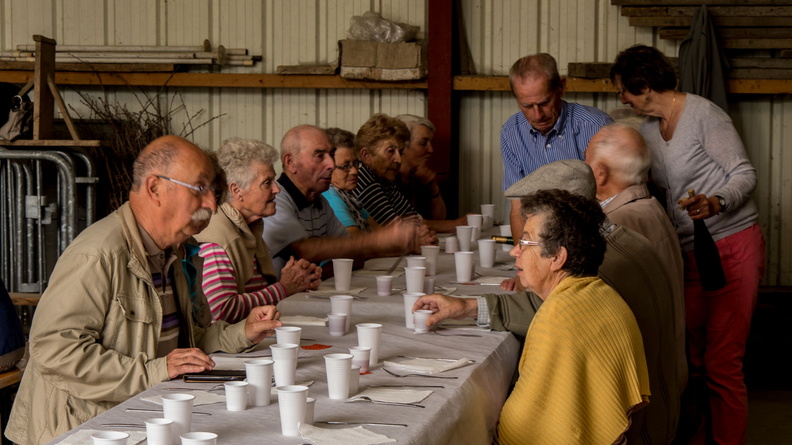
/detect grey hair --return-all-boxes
[325,127,356,149]
[508,53,561,93]
[131,141,179,191]
[586,123,651,186]
[216,137,278,196]
[395,114,435,140]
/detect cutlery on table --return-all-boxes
[305,295,368,301]
[315,421,408,427]
[386,253,406,275]
[383,368,458,380]
[397,355,476,364]
[430,330,483,338]
[162,385,224,392]
[367,384,445,389]
[125,408,212,415]
[348,396,424,408]
[100,423,146,428]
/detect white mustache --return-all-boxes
[191,208,212,222]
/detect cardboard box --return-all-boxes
[339,39,426,81]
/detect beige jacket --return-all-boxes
[5,203,252,445]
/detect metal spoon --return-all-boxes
[348,396,424,408]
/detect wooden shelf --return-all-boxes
[0,139,105,148]
[2,70,790,94]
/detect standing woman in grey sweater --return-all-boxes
[610,44,765,445]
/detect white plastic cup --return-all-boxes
[445,235,458,253]
[180,432,217,445]
[406,256,426,269]
[375,275,394,296]
[161,393,195,443]
[471,226,481,244]
[467,214,483,228]
[146,418,173,445]
[421,245,440,276]
[478,239,497,268]
[481,204,496,229]
[423,277,435,294]
[456,226,473,251]
[324,353,353,399]
[330,295,354,331]
[245,359,273,407]
[356,323,382,367]
[275,326,302,345]
[92,431,129,445]
[413,310,433,333]
[269,343,299,387]
[332,258,354,291]
[402,292,424,329]
[304,397,316,425]
[349,365,361,395]
[455,251,474,283]
[276,385,309,437]
[349,346,371,373]
[327,313,347,336]
[404,266,426,294]
[499,224,512,251]
[224,381,249,411]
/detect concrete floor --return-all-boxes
[745,292,792,444]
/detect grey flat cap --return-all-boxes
[504,159,596,200]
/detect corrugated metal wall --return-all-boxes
[1,0,790,285]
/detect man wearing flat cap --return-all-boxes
[414,159,681,444]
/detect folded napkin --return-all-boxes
[362,257,404,271]
[383,357,469,375]
[475,276,509,285]
[57,429,147,444]
[280,315,328,326]
[349,387,432,404]
[308,285,366,296]
[143,390,225,406]
[299,424,395,445]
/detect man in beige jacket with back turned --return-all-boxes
[5,136,282,444]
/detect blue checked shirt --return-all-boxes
[500,101,612,190]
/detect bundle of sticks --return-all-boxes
[0,39,260,68]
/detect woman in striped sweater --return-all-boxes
[195,138,322,324]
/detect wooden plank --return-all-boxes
[778,49,792,57]
[614,0,792,5]
[275,64,337,75]
[731,58,792,68]
[631,16,792,27]
[0,368,22,389]
[622,6,792,17]
[722,38,792,49]
[728,78,792,93]
[660,27,792,40]
[568,62,613,79]
[729,68,792,79]
[0,140,105,147]
[8,292,40,306]
[0,71,429,90]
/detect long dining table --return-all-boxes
[48,234,521,444]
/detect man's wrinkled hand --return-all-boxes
[244,305,283,343]
[411,294,478,326]
[166,348,215,379]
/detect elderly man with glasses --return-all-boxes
[5,136,282,445]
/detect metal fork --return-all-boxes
[383,368,458,379]
[430,330,483,338]
[348,396,425,408]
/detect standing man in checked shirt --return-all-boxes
[501,53,612,242]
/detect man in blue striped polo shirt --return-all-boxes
[501,53,612,241]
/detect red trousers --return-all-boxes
[684,223,766,445]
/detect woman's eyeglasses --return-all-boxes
[336,160,360,172]
[518,237,542,251]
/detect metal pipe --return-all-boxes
[1,162,9,287]
[19,162,36,286]
[11,162,25,288]
[0,150,78,245]
[65,148,97,226]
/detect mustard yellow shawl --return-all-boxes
[498,276,650,445]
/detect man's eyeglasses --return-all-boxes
[156,175,216,195]
[518,237,542,250]
[336,160,360,172]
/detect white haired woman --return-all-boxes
[196,138,321,324]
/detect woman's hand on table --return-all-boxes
[412,294,478,326]
[166,348,216,379]
[244,305,283,344]
[678,193,721,220]
[280,256,322,295]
